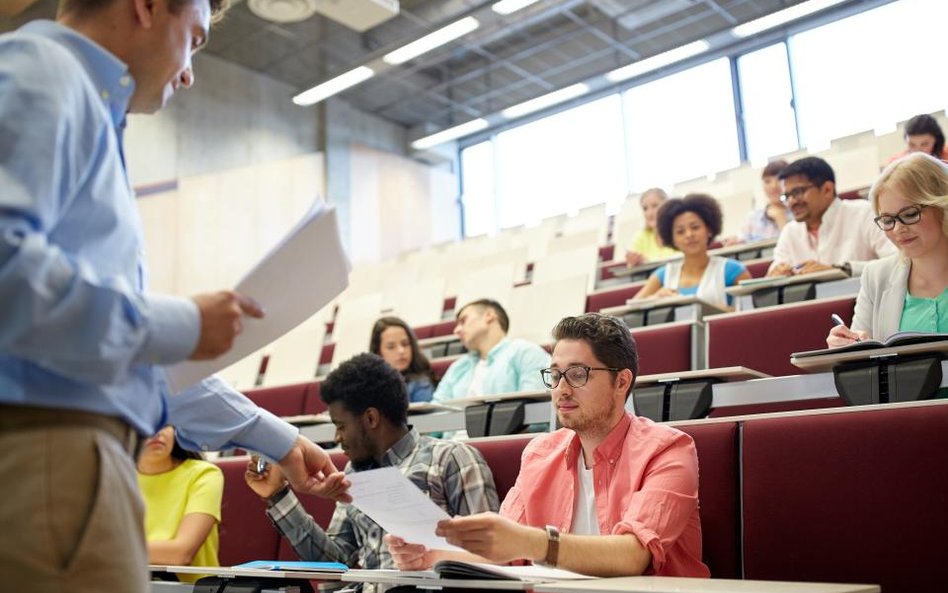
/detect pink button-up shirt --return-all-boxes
[499,413,709,577]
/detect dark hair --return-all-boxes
[778,156,836,192]
[552,314,638,398]
[457,299,510,333]
[761,159,788,179]
[369,316,435,384]
[170,430,203,462]
[320,353,408,427]
[59,0,230,23]
[904,114,946,157]
[655,193,723,249]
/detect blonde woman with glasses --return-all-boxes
[827,153,948,347]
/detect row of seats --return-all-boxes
[213,400,948,592]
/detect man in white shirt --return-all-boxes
[767,156,896,277]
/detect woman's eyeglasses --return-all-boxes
[539,365,619,389]
[873,204,927,231]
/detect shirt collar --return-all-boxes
[21,20,135,128]
[818,197,842,230]
[564,412,632,467]
[381,427,419,466]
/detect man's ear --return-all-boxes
[133,0,156,29]
[363,407,382,430]
[616,369,634,400]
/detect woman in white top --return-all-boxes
[634,193,750,310]
[827,152,948,346]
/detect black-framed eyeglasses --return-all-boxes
[873,204,927,231]
[540,365,619,389]
[779,184,816,204]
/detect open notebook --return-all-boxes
[792,332,948,359]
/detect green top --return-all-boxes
[899,287,948,334]
[629,227,678,261]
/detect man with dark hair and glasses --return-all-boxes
[767,156,896,278]
[387,313,709,578]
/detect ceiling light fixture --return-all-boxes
[293,66,375,106]
[491,0,542,15]
[383,16,480,65]
[500,83,590,119]
[731,0,849,38]
[605,40,710,83]
[411,118,490,150]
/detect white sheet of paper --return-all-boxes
[346,467,463,552]
[165,200,350,392]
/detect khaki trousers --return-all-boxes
[0,406,148,593]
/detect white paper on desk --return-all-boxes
[165,200,350,392]
[346,467,463,552]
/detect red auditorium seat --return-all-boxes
[630,321,695,375]
[674,421,741,579]
[244,382,310,417]
[741,403,948,593]
[705,296,856,377]
[429,355,461,382]
[585,283,645,312]
[302,381,326,415]
[466,434,536,500]
[215,456,280,565]
[744,258,772,279]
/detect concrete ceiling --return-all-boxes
[3,0,855,135]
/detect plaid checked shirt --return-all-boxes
[266,428,499,575]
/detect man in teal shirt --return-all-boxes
[434,299,550,402]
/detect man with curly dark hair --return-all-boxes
[244,353,499,588]
[633,193,750,309]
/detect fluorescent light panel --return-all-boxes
[605,40,710,83]
[293,66,374,106]
[501,83,590,119]
[492,0,542,15]
[411,118,489,150]
[731,0,849,38]
[383,17,480,65]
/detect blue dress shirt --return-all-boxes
[433,338,550,402]
[0,21,296,459]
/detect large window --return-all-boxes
[790,0,948,150]
[459,0,947,237]
[493,95,626,229]
[459,141,496,237]
[623,58,740,191]
[738,43,799,164]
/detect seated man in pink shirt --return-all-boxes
[385,313,709,578]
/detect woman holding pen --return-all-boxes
[827,153,948,346]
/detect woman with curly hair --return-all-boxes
[633,193,750,310]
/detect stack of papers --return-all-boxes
[233,560,348,574]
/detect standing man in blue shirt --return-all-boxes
[0,1,348,591]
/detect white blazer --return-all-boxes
[851,254,910,340]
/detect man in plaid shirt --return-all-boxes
[244,353,499,581]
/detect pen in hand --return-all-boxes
[830,314,861,342]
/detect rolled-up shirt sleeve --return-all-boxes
[168,374,299,461]
[610,434,700,574]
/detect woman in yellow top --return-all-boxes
[137,426,223,583]
[625,187,679,266]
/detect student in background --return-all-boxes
[624,188,678,267]
[244,354,498,591]
[633,194,750,310]
[369,316,435,402]
[138,426,223,583]
[887,114,948,164]
[386,314,709,578]
[433,299,549,402]
[767,156,896,277]
[741,159,792,242]
[828,153,948,346]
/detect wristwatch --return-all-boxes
[543,525,560,567]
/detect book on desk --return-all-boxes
[347,561,591,584]
[791,332,948,359]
